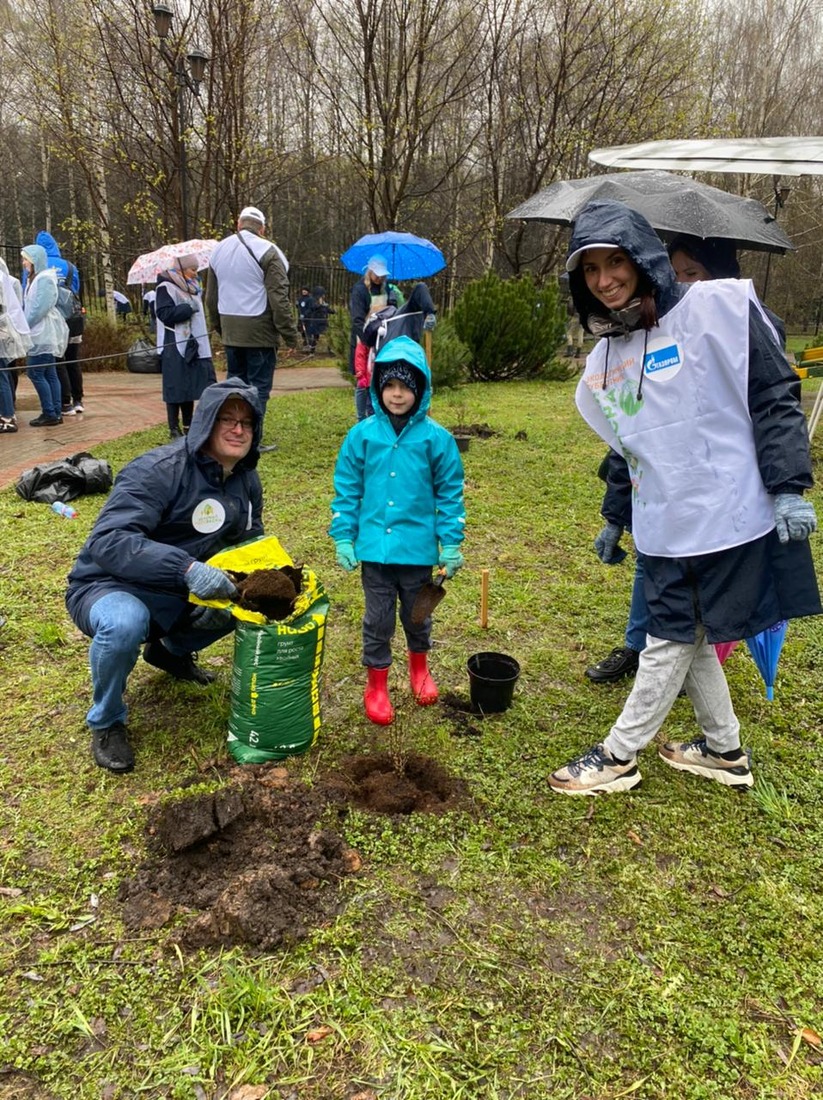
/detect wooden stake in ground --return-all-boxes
[480,569,489,628]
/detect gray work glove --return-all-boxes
[185,561,237,600]
[593,522,627,564]
[422,313,436,331]
[190,605,234,631]
[773,494,818,543]
[189,299,201,312]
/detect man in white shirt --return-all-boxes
[206,206,299,450]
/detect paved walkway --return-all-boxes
[0,364,348,491]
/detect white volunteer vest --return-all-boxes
[162,280,211,360]
[210,231,289,316]
[576,279,775,558]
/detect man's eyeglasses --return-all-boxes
[217,415,254,432]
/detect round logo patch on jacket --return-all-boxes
[643,337,684,383]
[192,498,226,533]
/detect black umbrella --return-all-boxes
[506,170,794,253]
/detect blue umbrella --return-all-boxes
[744,620,788,701]
[340,231,446,280]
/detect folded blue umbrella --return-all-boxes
[745,620,788,701]
[340,231,446,280]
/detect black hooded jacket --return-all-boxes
[66,379,265,634]
[568,200,681,335]
[570,200,819,642]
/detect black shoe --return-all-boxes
[143,641,216,685]
[585,646,640,684]
[91,723,134,772]
[30,414,63,427]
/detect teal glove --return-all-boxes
[594,522,627,565]
[335,539,358,571]
[185,561,237,600]
[774,494,817,543]
[438,546,464,578]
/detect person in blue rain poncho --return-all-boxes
[549,200,820,797]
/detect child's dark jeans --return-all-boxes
[361,561,433,667]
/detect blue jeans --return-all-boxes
[224,346,276,424]
[26,354,62,419]
[86,591,234,730]
[625,554,650,652]
[0,360,14,418]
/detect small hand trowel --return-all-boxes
[411,570,447,625]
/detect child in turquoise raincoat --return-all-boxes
[330,335,465,724]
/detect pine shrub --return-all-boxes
[452,271,568,382]
[430,314,469,390]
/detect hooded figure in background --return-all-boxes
[21,243,68,426]
[36,230,86,415]
[66,378,265,775]
[549,199,819,798]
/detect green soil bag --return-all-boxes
[228,586,329,763]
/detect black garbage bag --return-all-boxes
[15,452,114,505]
[127,338,161,374]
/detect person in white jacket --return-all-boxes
[0,256,31,432]
[21,243,68,426]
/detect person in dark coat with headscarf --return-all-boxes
[155,254,216,439]
[549,200,820,797]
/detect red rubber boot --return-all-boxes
[364,666,395,725]
[408,650,438,705]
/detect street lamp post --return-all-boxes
[151,3,209,239]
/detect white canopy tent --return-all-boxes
[589,137,823,175]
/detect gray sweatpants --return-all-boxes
[604,626,741,761]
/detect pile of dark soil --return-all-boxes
[118,756,466,949]
[448,422,499,439]
[230,565,304,621]
[326,752,466,815]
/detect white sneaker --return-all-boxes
[73,402,85,413]
[62,405,77,416]
[549,743,641,796]
[659,738,753,789]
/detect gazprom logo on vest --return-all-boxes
[642,336,684,382]
[644,343,681,374]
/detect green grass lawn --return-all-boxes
[1,379,823,1100]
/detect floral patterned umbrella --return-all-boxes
[126,239,219,285]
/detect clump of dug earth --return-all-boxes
[229,564,304,620]
[118,758,466,949]
[119,767,361,950]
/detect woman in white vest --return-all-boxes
[155,255,216,439]
[549,200,820,797]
